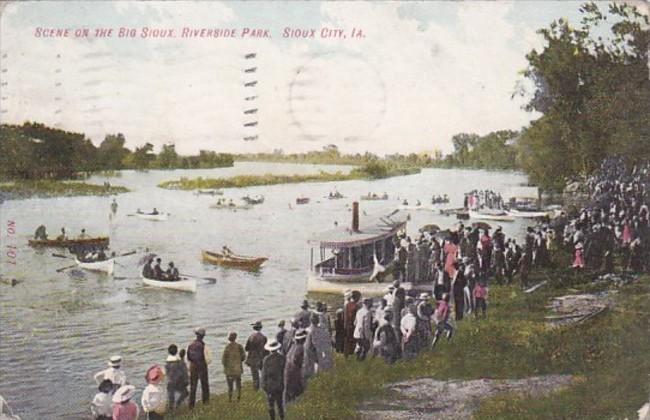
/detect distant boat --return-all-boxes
[468,209,515,222]
[245,53,257,59]
[296,197,310,205]
[135,211,168,221]
[195,189,223,196]
[361,193,389,201]
[243,135,258,141]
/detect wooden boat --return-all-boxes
[202,250,267,270]
[242,195,265,205]
[209,203,252,210]
[296,197,310,205]
[195,189,223,196]
[469,209,515,222]
[28,236,110,248]
[439,207,465,216]
[360,193,388,201]
[507,208,550,218]
[135,212,168,221]
[141,275,197,293]
[75,257,115,274]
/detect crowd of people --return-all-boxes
[88,157,650,420]
[464,189,505,210]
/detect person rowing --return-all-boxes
[153,258,164,279]
[222,246,233,257]
[56,227,67,241]
[164,262,180,281]
[34,225,48,240]
[78,229,89,239]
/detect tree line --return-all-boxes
[0,122,234,179]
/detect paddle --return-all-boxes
[181,273,217,283]
[56,264,77,272]
[52,253,72,259]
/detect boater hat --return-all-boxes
[294,329,307,340]
[108,355,122,367]
[194,327,206,337]
[265,339,282,352]
[418,293,430,300]
[112,385,136,403]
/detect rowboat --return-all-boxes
[75,257,115,274]
[202,250,267,270]
[195,189,223,196]
[141,275,197,293]
[135,212,168,221]
[242,195,265,205]
[398,204,434,211]
[296,197,310,205]
[360,194,388,201]
[209,203,252,210]
[469,209,515,222]
[28,236,110,248]
[507,208,550,218]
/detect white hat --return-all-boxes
[343,289,352,298]
[112,385,136,403]
[264,340,282,352]
[575,242,584,249]
[108,355,122,367]
[418,293,430,300]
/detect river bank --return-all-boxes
[0,180,129,200]
[171,261,650,420]
[158,165,420,190]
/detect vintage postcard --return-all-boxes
[1,1,649,419]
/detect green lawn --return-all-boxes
[170,268,650,420]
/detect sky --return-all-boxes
[0,1,645,155]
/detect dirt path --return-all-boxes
[358,374,574,419]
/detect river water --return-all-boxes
[0,162,534,419]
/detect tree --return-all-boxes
[156,143,179,168]
[97,133,129,169]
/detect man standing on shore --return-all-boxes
[245,321,268,391]
[222,332,246,402]
[261,340,285,420]
[186,327,210,408]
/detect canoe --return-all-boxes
[296,198,310,205]
[469,210,515,222]
[141,275,197,293]
[75,258,115,274]
[28,236,110,248]
[135,212,168,221]
[507,208,550,218]
[202,250,267,270]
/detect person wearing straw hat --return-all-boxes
[284,329,307,403]
[245,321,268,391]
[91,379,113,420]
[94,355,127,393]
[262,339,285,420]
[142,365,166,419]
[186,327,209,408]
[111,385,139,420]
[222,332,246,402]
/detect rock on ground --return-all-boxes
[358,374,573,420]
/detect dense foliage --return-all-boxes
[516,2,650,191]
[0,122,234,179]
[434,130,519,170]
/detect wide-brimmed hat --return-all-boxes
[343,289,353,298]
[294,329,307,340]
[418,293,430,300]
[112,385,136,403]
[251,321,263,330]
[108,355,122,367]
[194,327,206,337]
[265,339,282,352]
[145,365,164,384]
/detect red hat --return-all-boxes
[145,365,164,384]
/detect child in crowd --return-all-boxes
[91,379,113,420]
[473,281,488,318]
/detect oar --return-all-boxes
[52,253,72,259]
[115,250,136,258]
[114,276,140,281]
[57,264,78,272]
[181,273,217,282]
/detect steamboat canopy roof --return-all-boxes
[309,209,408,248]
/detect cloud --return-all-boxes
[1,1,553,155]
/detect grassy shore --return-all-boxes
[158,165,420,190]
[169,266,650,420]
[0,180,129,199]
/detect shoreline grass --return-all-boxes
[158,166,420,191]
[169,265,650,420]
[0,180,129,200]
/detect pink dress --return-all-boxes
[443,242,458,278]
[112,401,139,420]
[622,223,632,244]
[573,247,584,268]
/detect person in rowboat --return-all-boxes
[78,229,89,240]
[34,225,48,240]
[165,262,180,281]
[56,227,67,241]
[151,208,159,215]
[153,258,164,279]
[222,246,233,256]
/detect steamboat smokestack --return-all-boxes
[352,201,360,232]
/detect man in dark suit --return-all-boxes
[261,340,285,420]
